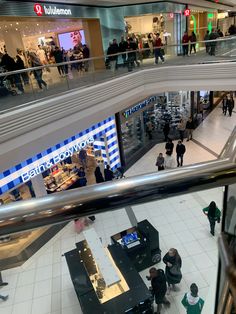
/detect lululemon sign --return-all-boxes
[33,3,72,16]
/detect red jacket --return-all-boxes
[182,34,189,44]
[155,38,162,47]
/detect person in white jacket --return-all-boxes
[164,151,176,169]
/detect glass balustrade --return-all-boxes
[0,36,236,112]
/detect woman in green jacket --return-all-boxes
[202,201,221,236]
[182,283,204,314]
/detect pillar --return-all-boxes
[3,30,24,57]
[30,174,47,198]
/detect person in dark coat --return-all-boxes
[156,153,165,171]
[163,248,182,293]
[107,39,119,71]
[163,122,170,142]
[203,201,221,236]
[190,31,197,54]
[53,46,65,76]
[165,138,174,155]
[186,117,194,141]
[176,140,186,167]
[148,267,170,313]
[104,165,114,181]
[222,95,228,115]
[77,167,87,187]
[227,97,234,117]
[94,166,104,183]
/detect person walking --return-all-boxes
[182,31,189,56]
[176,140,186,167]
[163,122,170,142]
[154,33,165,64]
[181,283,204,314]
[209,29,219,56]
[104,165,114,181]
[163,248,182,294]
[156,153,165,171]
[222,95,228,115]
[190,31,197,55]
[177,119,186,141]
[164,151,176,169]
[107,39,119,72]
[94,166,104,183]
[119,36,128,66]
[186,117,194,141]
[53,46,65,76]
[148,267,170,313]
[165,138,174,155]
[203,201,221,236]
[146,120,154,140]
[29,52,48,90]
[204,30,210,54]
[228,96,234,117]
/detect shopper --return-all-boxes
[78,149,87,169]
[146,120,153,140]
[228,97,234,117]
[186,117,194,141]
[182,32,189,56]
[104,165,114,181]
[163,248,182,294]
[53,46,65,76]
[204,30,210,54]
[209,29,219,56]
[203,201,221,236]
[82,44,90,72]
[77,167,87,187]
[222,95,228,115]
[156,153,165,171]
[165,138,174,155]
[176,140,186,167]
[148,267,170,313]
[94,166,105,183]
[154,33,165,64]
[119,36,128,66]
[177,119,186,141]
[126,37,139,72]
[190,31,197,55]
[15,54,29,85]
[107,39,119,72]
[164,151,176,169]
[181,283,204,314]
[29,52,48,90]
[163,122,170,142]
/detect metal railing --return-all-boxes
[0,126,236,236]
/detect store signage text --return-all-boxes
[34,3,72,17]
[122,96,156,119]
[184,9,191,17]
[21,137,94,183]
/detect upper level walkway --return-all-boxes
[1,36,236,113]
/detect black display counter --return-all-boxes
[111,220,161,272]
[64,241,153,314]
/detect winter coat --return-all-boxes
[181,292,204,314]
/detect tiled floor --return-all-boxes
[0,101,235,314]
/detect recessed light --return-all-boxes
[16,22,19,25]
[15,28,18,31]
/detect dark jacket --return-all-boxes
[163,253,182,284]
[107,43,119,61]
[165,142,174,154]
[186,120,194,130]
[53,49,63,63]
[1,54,17,71]
[151,269,167,303]
[163,123,170,134]
[176,143,186,155]
[83,46,90,59]
[104,168,114,181]
[94,167,104,183]
[119,40,128,52]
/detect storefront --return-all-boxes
[188,7,217,41]
[116,92,191,167]
[0,115,120,198]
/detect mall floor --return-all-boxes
[0,100,236,314]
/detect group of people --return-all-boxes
[222,94,234,117]
[156,139,186,170]
[149,248,204,314]
[182,28,225,57]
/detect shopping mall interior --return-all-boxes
[0,0,236,313]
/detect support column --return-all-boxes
[31,174,47,198]
[3,30,24,57]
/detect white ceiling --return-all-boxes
[39,0,236,9]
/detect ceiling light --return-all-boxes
[37,23,39,26]
[10,23,12,26]
[16,22,19,25]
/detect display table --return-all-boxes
[64,241,153,314]
[111,220,161,272]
